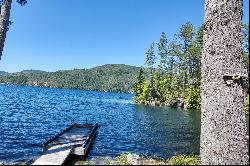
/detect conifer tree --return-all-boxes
[145,43,157,100]
[133,68,145,102]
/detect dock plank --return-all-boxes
[33,123,98,165]
[32,144,72,165]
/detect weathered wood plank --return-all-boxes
[33,123,98,165]
[32,144,72,165]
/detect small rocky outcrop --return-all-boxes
[171,98,184,108]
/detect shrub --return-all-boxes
[184,86,201,110]
[167,155,201,165]
[116,153,131,165]
[135,81,152,104]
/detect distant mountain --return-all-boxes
[0,64,149,93]
[0,71,9,76]
[20,70,47,74]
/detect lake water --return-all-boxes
[0,84,201,163]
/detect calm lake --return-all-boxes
[0,84,229,163]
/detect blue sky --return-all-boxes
[0,0,249,72]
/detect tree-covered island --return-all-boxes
[133,22,249,111]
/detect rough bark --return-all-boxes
[200,0,249,165]
[0,0,12,60]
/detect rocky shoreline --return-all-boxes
[65,153,200,165]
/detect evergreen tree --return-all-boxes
[157,32,168,71]
[145,43,157,100]
[133,68,145,102]
[133,20,248,112]
[139,81,151,104]
[178,22,196,92]
[134,23,204,109]
[184,85,200,109]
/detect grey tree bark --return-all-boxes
[0,0,12,60]
[200,0,249,165]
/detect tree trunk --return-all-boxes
[0,0,12,60]
[200,0,249,164]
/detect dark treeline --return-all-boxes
[0,64,150,93]
[133,22,249,111]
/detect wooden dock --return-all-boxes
[33,123,98,165]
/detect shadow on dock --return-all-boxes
[32,123,98,165]
[63,137,96,165]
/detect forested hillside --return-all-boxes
[0,64,149,93]
[0,71,9,75]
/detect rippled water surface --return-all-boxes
[0,84,202,163]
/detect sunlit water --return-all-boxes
[0,84,204,163]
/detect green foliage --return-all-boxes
[100,153,132,165]
[134,21,249,109]
[0,64,150,93]
[145,43,156,68]
[167,155,201,165]
[155,75,177,105]
[178,22,196,45]
[135,81,152,104]
[116,153,131,165]
[104,158,113,165]
[184,85,201,110]
[133,68,145,96]
[75,153,201,165]
[242,23,249,55]
[70,153,202,165]
[157,32,169,70]
[245,93,249,114]
[242,23,249,92]
[134,22,202,108]
[0,71,9,75]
